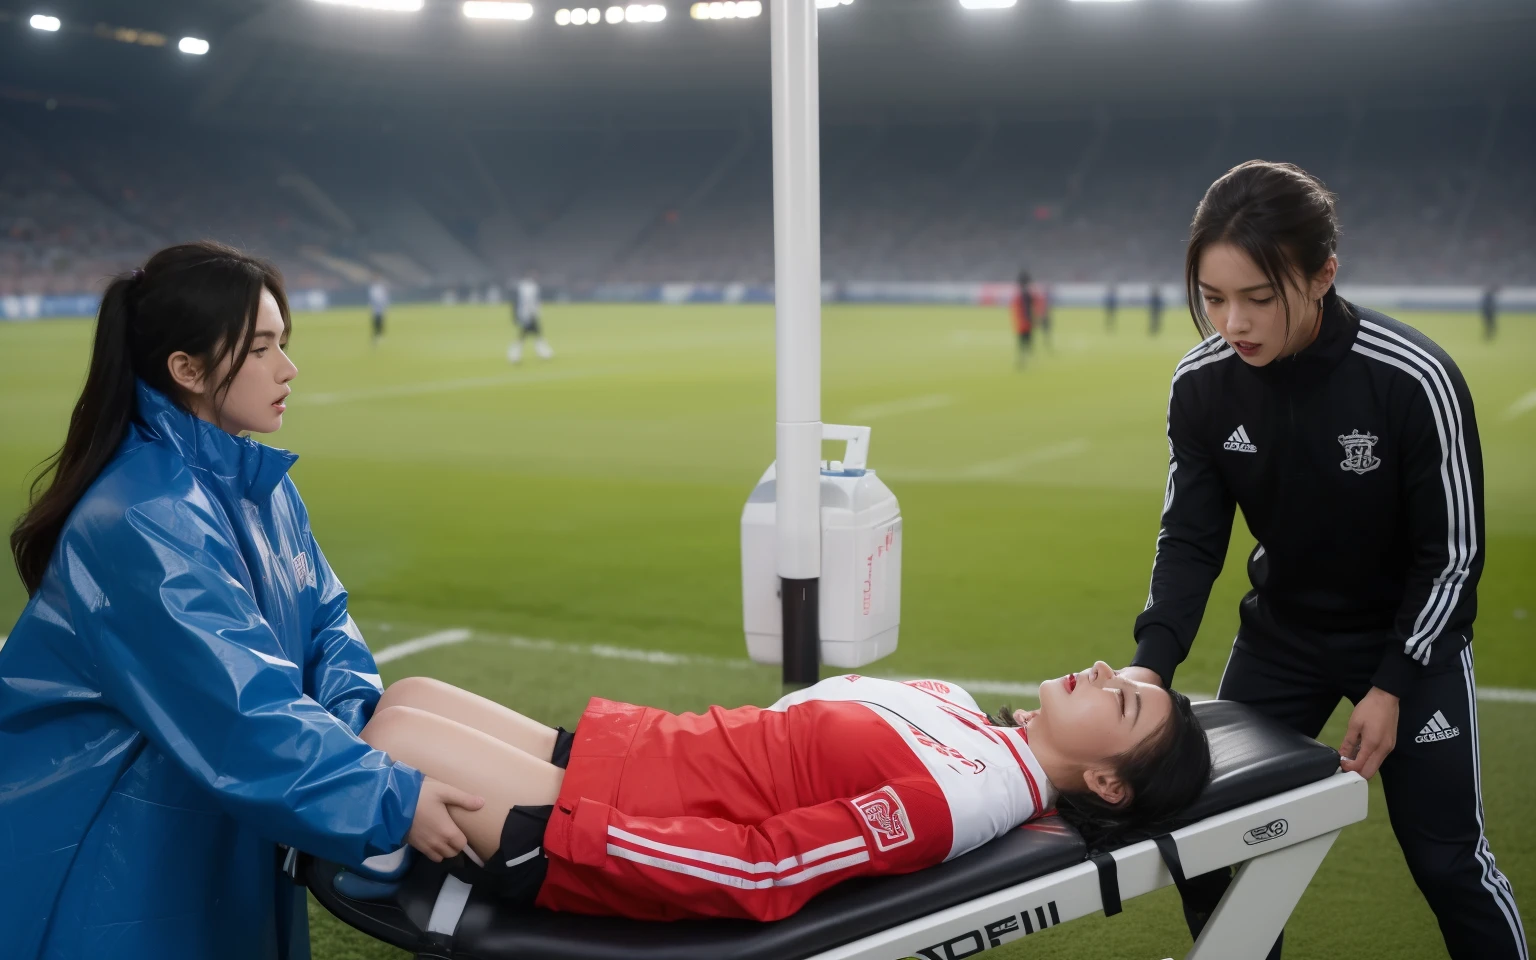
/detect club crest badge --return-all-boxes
[1337,430,1381,475]
[853,786,914,851]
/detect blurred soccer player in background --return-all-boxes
[1148,283,1164,336]
[1105,282,1118,331]
[509,274,553,364]
[1011,269,1034,367]
[1482,285,1499,340]
[369,278,389,348]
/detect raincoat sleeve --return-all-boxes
[61,495,422,864]
[304,533,385,736]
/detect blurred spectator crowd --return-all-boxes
[2,101,1530,297]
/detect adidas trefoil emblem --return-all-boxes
[1415,710,1461,744]
[1223,425,1258,454]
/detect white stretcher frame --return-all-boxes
[410,770,1367,960]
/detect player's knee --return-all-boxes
[362,703,431,754]
[377,675,445,713]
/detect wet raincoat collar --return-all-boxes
[134,380,298,500]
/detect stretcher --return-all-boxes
[306,699,1367,960]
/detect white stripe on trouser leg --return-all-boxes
[606,826,865,875]
[1459,646,1529,958]
[604,844,872,890]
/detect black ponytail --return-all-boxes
[9,241,290,594]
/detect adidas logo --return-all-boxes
[1414,710,1461,744]
[1223,425,1258,454]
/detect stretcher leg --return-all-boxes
[1186,829,1340,960]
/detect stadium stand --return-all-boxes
[1,101,1531,295]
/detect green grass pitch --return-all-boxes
[1,303,1532,959]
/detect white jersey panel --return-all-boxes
[769,675,1051,860]
[517,280,540,320]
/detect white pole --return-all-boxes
[770,0,822,684]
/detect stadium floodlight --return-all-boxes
[555,6,571,21]
[959,0,1015,8]
[178,36,210,54]
[621,3,664,21]
[464,1,534,18]
[691,1,762,19]
[605,5,624,22]
[310,0,425,12]
[29,14,62,31]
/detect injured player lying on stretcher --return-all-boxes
[345,664,1211,923]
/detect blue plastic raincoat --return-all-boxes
[0,382,424,960]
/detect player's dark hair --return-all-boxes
[1186,160,1343,340]
[1006,689,1210,848]
[10,241,290,594]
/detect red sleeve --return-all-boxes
[539,776,953,921]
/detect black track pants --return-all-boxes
[1179,603,1529,960]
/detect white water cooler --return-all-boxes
[741,424,902,669]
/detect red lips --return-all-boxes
[1064,673,1077,693]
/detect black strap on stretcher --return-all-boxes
[1091,833,1191,918]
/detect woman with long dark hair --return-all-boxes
[0,243,478,960]
[1120,161,1526,958]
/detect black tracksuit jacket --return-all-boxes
[1131,289,1484,698]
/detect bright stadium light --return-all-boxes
[29,14,62,31]
[464,1,534,18]
[606,5,624,21]
[311,0,424,12]
[178,36,210,54]
[959,0,1015,8]
[555,6,571,21]
[691,1,762,18]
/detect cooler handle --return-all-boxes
[823,424,871,471]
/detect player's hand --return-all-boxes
[1339,687,1399,780]
[406,777,485,861]
[1117,666,1164,688]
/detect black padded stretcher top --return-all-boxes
[307,700,1340,960]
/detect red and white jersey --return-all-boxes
[537,676,1054,922]
[769,675,1054,860]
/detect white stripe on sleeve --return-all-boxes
[1352,323,1476,663]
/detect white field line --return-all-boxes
[1504,388,1536,420]
[370,628,1536,704]
[848,394,954,421]
[304,369,601,407]
[373,628,474,664]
